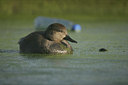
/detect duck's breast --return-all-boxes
[48,40,73,54]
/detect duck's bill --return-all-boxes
[64,35,77,43]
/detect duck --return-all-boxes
[18,23,77,54]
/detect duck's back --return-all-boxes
[18,31,46,53]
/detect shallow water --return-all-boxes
[0,21,128,85]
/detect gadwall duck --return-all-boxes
[18,23,77,54]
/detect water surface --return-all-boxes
[0,21,128,85]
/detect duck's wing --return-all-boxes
[18,31,44,44]
[18,31,46,53]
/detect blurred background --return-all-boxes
[1,0,128,18]
[0,0,128,23]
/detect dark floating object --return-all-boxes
[99,48,107,52]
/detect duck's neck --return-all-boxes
[44,32,53,41]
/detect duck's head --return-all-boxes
[45,23,77,43]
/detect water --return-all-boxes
[0,20,128,85]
